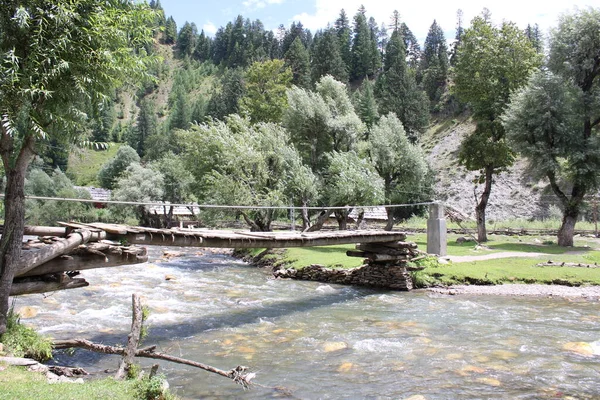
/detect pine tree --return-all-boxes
[284,37,311,88]
[335,9,352,76]
[375,29,429,140]
[420,20,449,103]
[524,23,543,53]
[164,16,177,45]
[134,97,158,157]
[351,5,379,81]
[194,30,212,62]
[449,9,464,66]
[311,28,348,83]
[401,23,421,68]
[177,22,198,57]
[357,78,379,132]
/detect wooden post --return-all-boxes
[427,203,447,256]
[115,294,143,380]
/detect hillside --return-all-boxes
[422,116,550,222]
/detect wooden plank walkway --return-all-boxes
[59,222,408,249]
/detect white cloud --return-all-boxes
[243,0,285,11]
[291,0,595,43]
[203,21,217,35]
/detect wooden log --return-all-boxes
[16,230,98,276]
[535,262,599,268]
[17,244,148,278]
[115,294,143,380]
[10,277,89,296]
[53,338,256,388]
[356,243,412,256]
[345,250,409,262]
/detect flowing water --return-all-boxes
[14,247,600,399]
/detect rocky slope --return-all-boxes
[423,116,553,222]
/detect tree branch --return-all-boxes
[52,338,256,388]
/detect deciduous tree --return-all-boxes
[454,14,541,242]
[503,8,600,246]
[0,0,155,334]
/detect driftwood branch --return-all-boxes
[52,338,256,388]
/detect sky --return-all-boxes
[159,0,600,44]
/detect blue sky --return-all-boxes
[160,0,599,44]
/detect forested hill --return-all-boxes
[32,2,598,236]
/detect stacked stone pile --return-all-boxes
[273,238,424,291]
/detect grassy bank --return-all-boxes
[0,367,141,400]
[245,233,600,287]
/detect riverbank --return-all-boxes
[234,233,600,298]
[425,284,600,299]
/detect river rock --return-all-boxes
[476,377,501,387]
[563,341,598,357]
[323,342,348,352]
[337,362,354,373]
[17,306,38,319]
[165,275,177,281]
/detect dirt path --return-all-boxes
[426,284,600,299]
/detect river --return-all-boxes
[14,246,600,399]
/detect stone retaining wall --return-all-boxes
[273,261,414,291]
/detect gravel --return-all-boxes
[425,284,600,300]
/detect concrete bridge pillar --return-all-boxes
[427,202,447,256]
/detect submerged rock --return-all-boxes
[323,342,348,352]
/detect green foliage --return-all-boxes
[0,0,157,148]
[322,150,384,207]
[97,145,141,190]
[132,97,159,157]
[240,59,292,123]
[503,8,600,246]
[375,29,429,140]
[67,143,123,187]
[356,79,379,131]
[180,115,315,231]
[368,113,433,224]
[350,6,380,81]
[134,373,176,400]
[284,75,365,171]
[110,163,164,223]
[284,37,311,89]
[420,20,449,105]
[24,166,95,225]
[207,67,246,120]
[1,306,52,361]
[311,28,348,84]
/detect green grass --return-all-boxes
[283,245,364,269]
[249,233,600,287]
[66,143,123,186]
[414,253,600,287]
[0,366,140,400]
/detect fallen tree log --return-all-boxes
[52,338,256,388]
[10,275,89,296]
[17,243,148,278]
[16,230,105,276]
[535,261,599,268]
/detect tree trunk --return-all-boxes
[385,207,394,231]
[0,138,36,334]
[557,209,579,247]
[334,210,348,230]
[300,205,311,231]
[475,166,494,243]
[305,209,330,232]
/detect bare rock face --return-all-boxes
[425,119,548,221]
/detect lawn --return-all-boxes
[0,366,140,400]
[260,232,600,287]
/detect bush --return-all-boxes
[0,306,52,361]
